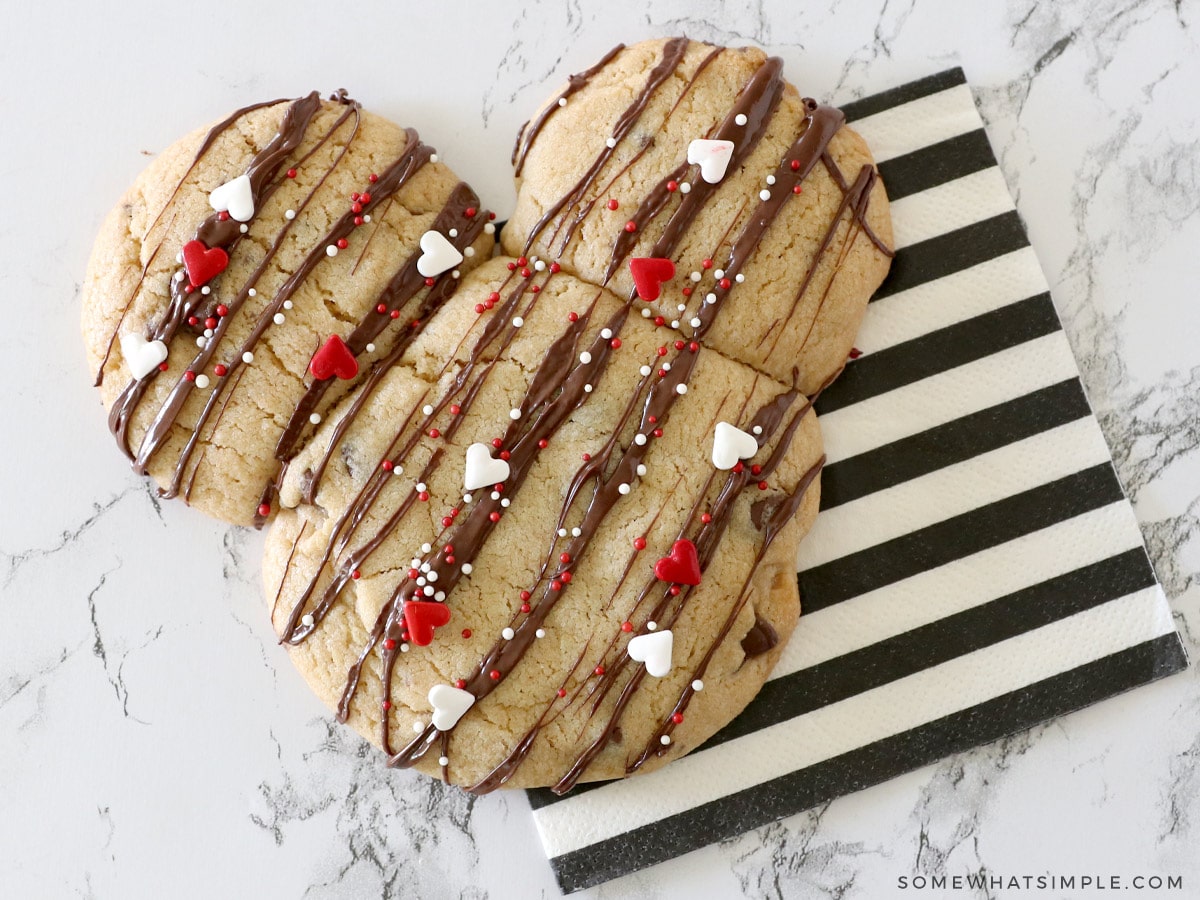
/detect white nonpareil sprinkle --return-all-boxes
[661,362,671,372]
[509,408,521,420]
[195,374,210,389]
[464,246,475,258]
[558,528,568,537]
[647,621,658,631]
[735,113,748,126]
[422,404,434,416]
[584,384,593,393]
[175,252,183,263]
[679,182,691,194]
[463,493,473,504]
[430,154,439,163]
[413,721,424,733]
[558,97,567,107]
[634,434,647,446]
[660,735,671,745]
[309,413,322,425]
[641,308,652,317]
[461,563,473,575]
[690,317,702,328]
[605,137,616,148]
[500,498,510,508]
[571,527,581,537]
[420,563,431,575]
[759,189,771,201]
[240,223,249,233]
[273,313,285,325]
[618,483,630,495]
[535,628,546,638]
[439,756,450,766]
[752,425,763,435]
[423,586,435,597]
[421,543,432,553]
[714,269,724,279]
[676,384,687,395]
[512,317,524,327]
[427,571,438,583]
[640,365,652,377]
[689,271,702,283]
[692,679,704,691]
[579,351,592,364]
[484,222,495,235]
[248,288,257,297]
[534,259,546,271]
[363,215,371,223]
[677,303,686,312]
[400,643,410,652]
[449,228,459,238]
[502,627,515,640]
[204,328,214,338]
[366,342,376,353]
[283,300,293,310]
[326,245,338,257]
[766,175,776,185]
[705,293,717,305]
[174,271,184,282]
[735,273,746,283]
[452,270,460,279]
[195,337,207,349]
[201,286,211,296]
[392,465,403,476]
[637,464,647,476]
[416,577,427,587]
[670,320,680,329]
[601,328,613,339]
[301,614,315,627]
[242,351,254,364]
[491,491,501,500]
[417,486,428,496]
[434,591,445,601]
[411,558,422,569]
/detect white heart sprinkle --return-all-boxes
[416,230,464,278]
[428,684,475,731]
[120,333,168,379]
[627,630,674,677]
[209,173,255,222]
[712,421,758,470]
[463,442,510,491]
[686,139,735,184]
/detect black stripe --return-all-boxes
[527,543,1152,812]
[839,68,967,123]
[549,633,1187,892]
[872,210,1029,301]
[799,463,1125,612]
[706,548,1156,748]
[817,292,1062,415]
[876,129,997,201]
[820,379,1092,510]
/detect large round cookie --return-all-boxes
[263,257,824,790]
[503,38,893,392]
[82,92,493,525]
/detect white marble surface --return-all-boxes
[2,1,1197,897]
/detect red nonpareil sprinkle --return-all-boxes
[218,211,230,222]
[648,416,657,423]
[531,284,541,293]
[849,347,862,359]
[382,460,394,471]
[419,491,430,502]
[667,180,678,192]
[793,185,803,194]
[682,287,692,297]
[517,257,528,267]
[733,461,744,473]
[489,511,501,523]
[455,679,467,689]
[442,516,453,527]
[377,303,388,314]
[582,452,591,461]
[287,168,297,178]
[337,238,348,250]
[475,303,486,314]
[354,216,364,226]
[257,503,271,518]
[520,603,531,613]
[408,568,419,579]
[633,537,647,551]
[520,590,531,601]
[670,586,681,596]
[351,569,361,580]
[351,192,361,202]
[624,221,637,233]
[656,346,668,357]
[689,341,699,352]
[751,464,762,475]
[538,438,548,449]
[425,277,436,287]
[450,404,461,415]
[445,555,455,565]
[444,544,454,554]
[520,268,531,278]
[607,198,619,210]
[653,428,664,438]
[499,450,511,461]
[213,364,228,377]
[465,207,477,218]
[205,317,218,330]
[550,580,562,591]
[560,572,572,583]
[487,291,500,304]
[758,481,769,490]
[492,438,503,448]
[654,316,666,327]
[429,428,441,439]
[702,258,713,269]
[557,688,567,698]
[790,159,801,171]
[549,262,561,273]
[158,362,169,372]
[382,700,392,710]
[674,340,685,350]
[610,338,622,349]
[568,311,579,322]
[621,622,633,633]
[390,309,401,319]
[658,369,667,378]
[560,552,571,564]
[462,628,472,639]
[216,304,228,317]
[489,670,501,681]
[719,277,731,289]
[351,202,363,214]
[368,173,378,183]
[701,512,712,523]
[507,261,517,271]
[384,639,396,650]
[360,192,372,203]
[449,508,458,518]
[594,665,606,676]
[672,713,684,724]
[188,316,199,326]
[184,370,196,382]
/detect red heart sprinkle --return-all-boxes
[629,257,676,302]
[403,601,452,647]
[653,539,702,586]
[181,239,229,289]
[308,334,359,380]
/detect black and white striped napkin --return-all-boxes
[524,68,1189,894]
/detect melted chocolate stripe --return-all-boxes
[524,37,691,255]
[107,92,324,456]
[512,44,626,177]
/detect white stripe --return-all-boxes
[889,167,1015,250]
[856,247,1050,354]
[797,417,1113,570]
[850,84,981,163]
[821,331,1080,465]
[778,501,1144,673]
[534,586,1172,858]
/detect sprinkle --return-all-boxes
[512,316,524,328]
[766,175,776,185]
[679,182,691,194]
[735,113,748,126]
[633,537,647,551]
[500,498,510,508]
[326,245,338,257]
[660,735,671,745]
[634,434,647,446]
[502,627,515,640]
[174,272,184,282]
[195,337,207,349]
[534,260,546,271]
[364,215,372,223]
[714,269,724,279]
[242,351,254,364]
[675,384,687,395]
[579,351,592,364]
[618,483,631,495]
[600,328,613,339]
[366,342,376,353]
[423,586,435,597]
[583,384,593,393]
[605,137,617,148]
[309,413,322,425]
[736,273,746,283]
[689,271,702,283]
[641,308,652,318]
[484,223,495,235]
[692,679,705,692]
[413,721,424,733]
[301,614,315,627]
[647,621,658,631]
[461,563,473,575]
[439,756,450,767]
[509,408,522,420]
[558,97,567,107]
[677,303,687,312]
[201,286,211,296]
[759,189,771,201]
[285,209,296,220]
[273,313,285,325]
[752,425,763,435]
[464,247,475,258]
[558,528,568,537]
[422,404,434,416]
[690,317,702,328]
[637,464,647,476]
[671,320,680,329]
[283,300,294,311]
[392,465,404,476]
[571,527,581,537]
[490,670,501,681]
[491,491,501,500]
[536,628,546,638]
[195,374,210,389]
